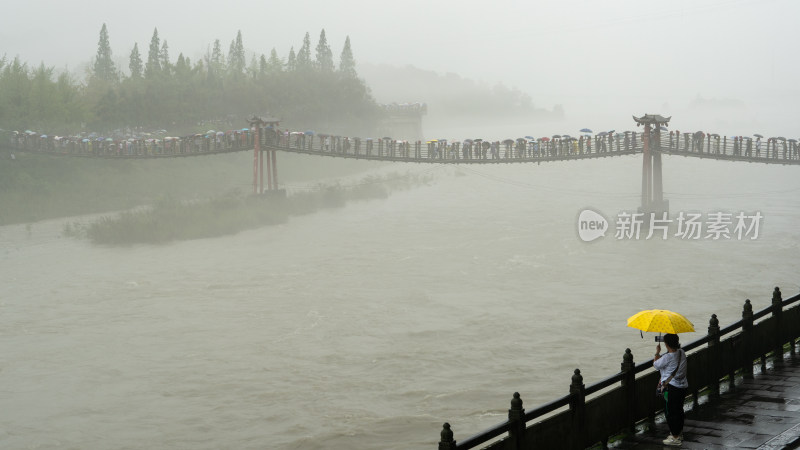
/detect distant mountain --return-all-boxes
[359,63,562,123]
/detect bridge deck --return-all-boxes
[6,131,800,166]
[611,351,800,449]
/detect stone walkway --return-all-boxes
[610,353,800,449]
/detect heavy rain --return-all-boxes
[1,1,799,449]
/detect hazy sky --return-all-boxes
[2,0,798,134]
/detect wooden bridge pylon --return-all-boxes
[249,116,281,194]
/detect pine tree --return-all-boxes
[129,43,143,79]
[259,54,268,77]
[286,47,297,72]
[296,32,311,70]
[160,41,171,75]
[339,36,357,78]
[175,53,189,78]
[228,30,246,75]
[247,55,258,80]
[315,29,334,72]
[267,48,283,74]
[145,28,161,78]
[209,39,226,76]
[92,23,117,82]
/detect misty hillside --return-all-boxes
[359,63,563,123]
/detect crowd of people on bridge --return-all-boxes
[276,130,638,160]
[666,130,799,159]
[6,128,255,157]
[6,125,799,163]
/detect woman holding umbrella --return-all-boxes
[654,333,688,446]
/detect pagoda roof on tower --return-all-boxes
[632,114,671,126]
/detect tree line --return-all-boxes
[0,25,379,135]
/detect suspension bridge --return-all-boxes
[6,114,800,214]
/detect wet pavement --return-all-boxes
[609,352,800,449]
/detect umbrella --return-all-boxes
[788,139,797,143]
[502,139,515,144]
[206,130,215,134]
[304,130,315,136]
[525,135,535,140]
[580,128,592,133]
[540,137,550,142]
[552,135,561,139]
[598,131,608,136]
[754,134,763,138]
[627,309,695,334]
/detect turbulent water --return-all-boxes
[2,152,799,449]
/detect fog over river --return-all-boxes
[2,149,799,449]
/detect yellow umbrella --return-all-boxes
[627,309,695,334]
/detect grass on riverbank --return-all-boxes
[63,171,433,245]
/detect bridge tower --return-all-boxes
[633,113,670,216]
[249,116,281,194]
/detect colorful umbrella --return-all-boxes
[627,309,695,334]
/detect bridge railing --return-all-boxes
[267,130,643,163]
[655,132,800,162]
[5,130,256,158]
[4,128,646,162]
[437,287,800,449]
[7,128,799,165]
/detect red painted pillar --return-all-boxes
[259,128,264,194]
[252,125,259,194]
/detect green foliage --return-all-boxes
[296,32,312,71]
[0,28,378,134]
[129,43,143,79]
[228,30,246,77]
[92,23,117,82]
[0,57,89,132]
[339,36,356,78]
[315,29,334,72]
[145,28,161,79]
